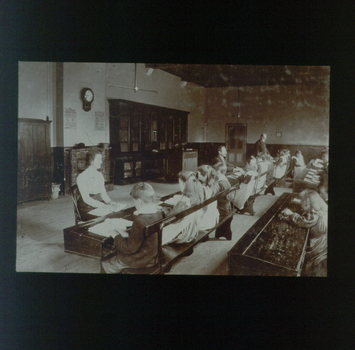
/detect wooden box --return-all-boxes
[228,193,309,276]
[64,228,116,260]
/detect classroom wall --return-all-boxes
[18,62,207,148]
[63,62,107,147]
[204,77,329,146]
[105,63,206,142]
[18,63,329,149]
[18,62,56,146]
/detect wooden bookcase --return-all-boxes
[108,99,189,185]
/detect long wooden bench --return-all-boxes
[64,185,239,275]
[120,185,239,274]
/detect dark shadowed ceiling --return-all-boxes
[145,64,329,88]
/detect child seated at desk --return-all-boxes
[274,149,288,186]
[196,165,220,231]
[162,171,204,245]
[101,182,163,274]
[213,162,234,240]
[292,149,306,178]
[279,189,327,277]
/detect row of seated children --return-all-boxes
[256,148,303,186]
[102,164,235,273]
[225,153,275,212]
[162,162,234,244]
[227,149,296,212]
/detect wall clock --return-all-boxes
[81,88,94,111]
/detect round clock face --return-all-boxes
[84,89,94,102]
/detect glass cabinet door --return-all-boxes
[119,116,129,152]
[130,114,140,152]
[174,116,181,149]
[167,115,174,150]
[158,115,166,150]
[141,114,151,151]
[181,115,187,147]
[151,113,158,150]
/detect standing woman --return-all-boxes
[196,165,220,231]
[77,149,119,221]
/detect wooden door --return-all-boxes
[225,123,247,167]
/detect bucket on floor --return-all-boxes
[52,183,61,199]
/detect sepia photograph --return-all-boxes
[4,1,355,348]
[16,63,329,276]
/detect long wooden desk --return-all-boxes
[228,192,309,276]
[63,192,177,260]
[64,185,239,274]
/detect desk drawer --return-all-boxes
[64,230,116,260]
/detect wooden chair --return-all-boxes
[70,184,83,225]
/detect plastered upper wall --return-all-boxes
[18,62,206,147]
[63,62,107,147]
[205,77,329,146]
[105,63,206,142]
[18,62,56,146]
[19,63,328,148]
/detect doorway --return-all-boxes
[225,123,247,167]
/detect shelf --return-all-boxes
[108,99,189,185]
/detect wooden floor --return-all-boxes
[16,179,292,274]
